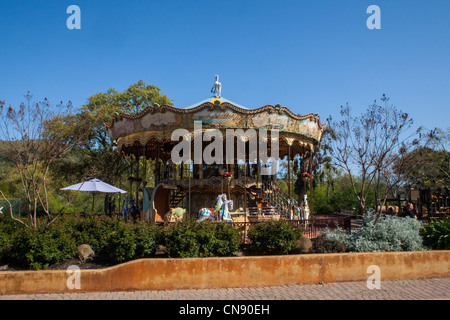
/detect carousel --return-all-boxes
[106,76,326,224]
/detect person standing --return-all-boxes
[405,203,417,219]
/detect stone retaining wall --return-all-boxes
[0,251,449,295]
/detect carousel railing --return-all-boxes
[160,176,258,189]
[233,215,352,241]
[260,181,298,215]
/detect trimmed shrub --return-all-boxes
[325,212,426,252]
[162,220,241,258]
[420,218,450,250]
[133,221,161,258]
[311,234,347,253]
[1,215,162,268]
[105,220,161,263]
[0,215,23,264]
[7,220,77,270]
[247,219,302,255]
[74,216,124,255]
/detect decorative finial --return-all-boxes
[211,75,222,98]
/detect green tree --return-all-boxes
[53,80,173,189]
[0,93,89,227]
[397,145,449,193]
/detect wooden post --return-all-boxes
[155,142,160,185]
[244,157,248,240]
[136,155,140,205]
[118,174,122,217]
[256,140,261,187]
[130,155,133,197]
[288,143,291,216]
[308,153,313,216]
[188,161,191,219]
[143,144,147,186]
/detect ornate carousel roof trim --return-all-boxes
[105,98,327,158]
[183,97,249,110]
[105,99,325,129]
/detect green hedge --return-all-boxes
[247,219,302,255]
[4,218,77,270]
[0,215,161,269]
[0,215,241,269]
[2,212,441,271]
[162,220,241,258]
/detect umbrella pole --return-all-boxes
[92,192,95,214]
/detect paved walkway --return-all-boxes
[1,277,449,300]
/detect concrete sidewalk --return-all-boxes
[1,277,449,300]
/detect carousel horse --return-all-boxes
[219,194,233,222]
[214,194,224,217]
[197,208,214,222]
[197,194,224,222]
[197,194,233,222]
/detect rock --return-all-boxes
[0,265,9,271]
[296,235,312,254]
[77,244,95,262]
[235,250,244,257]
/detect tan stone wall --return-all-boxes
[0,251,449,295]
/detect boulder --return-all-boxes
[296,235,312,254]
[77,244,95,262]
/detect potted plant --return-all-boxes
[301,172,311,181]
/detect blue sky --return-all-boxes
[0,0,449,131]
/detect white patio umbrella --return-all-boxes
[61,179,127,213]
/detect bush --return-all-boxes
[162,220,241,258]
[311,234,347,253]
[420,218,450,250]
[325,212,426,252]
[74,215,124,255]
[247,219,302,255]
[7,220,77,270]
[1,215,162,268]
[133,221,161,258]
[105,220,160,263]
[0,215,23,264]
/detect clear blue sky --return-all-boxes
[1,0,449,131]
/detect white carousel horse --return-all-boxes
[220,194,233,222]
[197,193,233,222]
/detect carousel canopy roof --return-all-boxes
[184,96,248,110]
[105,96,326,160]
